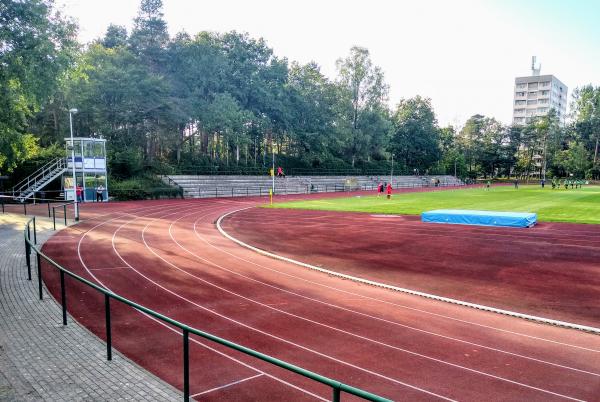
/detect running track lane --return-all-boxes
[40,197,600,401]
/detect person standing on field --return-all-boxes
[386,182,392,199]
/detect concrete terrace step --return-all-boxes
[164,175,464,198]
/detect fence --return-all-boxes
[190,180,464,199]
[23,217,391,402]
[1,195,74,222]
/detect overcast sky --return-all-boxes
[57,0,600,127]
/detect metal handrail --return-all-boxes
[13,157,66,197]
[23,218,391,402]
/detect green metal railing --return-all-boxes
[50,201,74,230]
[23,217,391,402]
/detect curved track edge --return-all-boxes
[216,207,600,335]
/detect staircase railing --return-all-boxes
[12,158,67,199]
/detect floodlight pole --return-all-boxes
[390,153,394,185]
[272,139,275,194]
[69,108,79,221]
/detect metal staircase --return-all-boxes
[12,158,67,201]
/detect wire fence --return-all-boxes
[23,217,391,402]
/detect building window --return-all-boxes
[527,99,538,105]
[515,100,526,105]
[516,83,527,89]
[516,91,526,97]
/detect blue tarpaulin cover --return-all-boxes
[421,209,537,228]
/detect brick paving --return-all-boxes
[0,214,181,401]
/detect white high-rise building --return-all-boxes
[512,57,567,125]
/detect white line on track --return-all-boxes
[217,208,600,335]
[204,216,600,354]
[190,373,264,398]
[70,199,600,351]
[74,202,327,401]
[74,199,600,352]
[57,198,598,400]
[156,211,600,378]
[134,208,455,400]
[144,208,592,400]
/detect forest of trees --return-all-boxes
[2,0,600,186]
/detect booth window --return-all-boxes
[94,141,104,158]
[85,141,95,158]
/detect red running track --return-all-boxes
[222,209,600,328]
[40,194,600,401]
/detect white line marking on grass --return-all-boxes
[216,208,600,336]
[190,374,264,398]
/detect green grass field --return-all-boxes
[270,185,600,224]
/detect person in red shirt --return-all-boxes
[76,185,83,202]
[276,166,285,177]
[386,182,392,199]
[377,182,383,197]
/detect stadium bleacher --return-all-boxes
[163,175,464,198]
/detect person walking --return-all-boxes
[386,182,392,199]
[377,182,383,197]
[514,179,519,189]
[96,184,105,202]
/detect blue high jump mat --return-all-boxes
[421,209,537,228]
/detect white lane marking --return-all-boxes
[213,209,600,352]
[64,200,600,352]
[190,374,264,398]
[149,212,593,400]
[216,208,600,335]
[160,211,600,378]
[74,203,326,401]
[134,212,455,401]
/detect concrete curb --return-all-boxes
[216,207,600,335]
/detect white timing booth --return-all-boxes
[64,137,108,202]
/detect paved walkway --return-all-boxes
[0,214,181,401]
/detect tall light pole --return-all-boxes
[271,139,275,194]
[69,108,79,221]
[390,153,394,185]
[454,157,457,178]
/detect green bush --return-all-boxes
[109,176,183,201]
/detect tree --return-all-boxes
[336,47,389,166]
[102,24,128,48]
[555,142,591,178]
[458,115,507,178]
[129,0,169,66]
[571,86,600,171]
[389,96,440,172]
[0,0,77,173]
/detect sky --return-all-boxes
[56,0,600,127]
